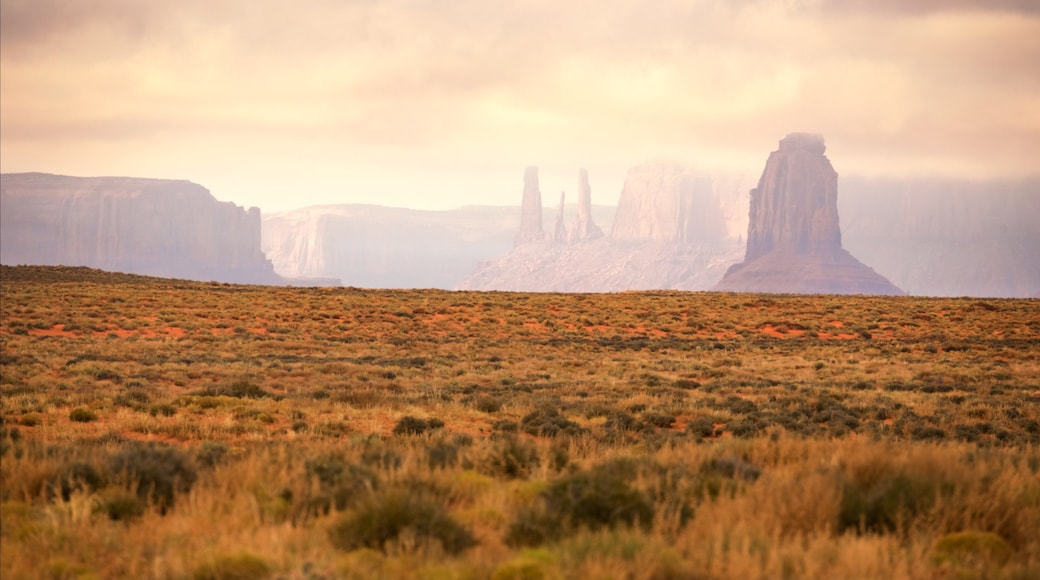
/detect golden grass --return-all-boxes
[1,265,1038,579]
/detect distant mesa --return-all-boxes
[0,172,282,285]
[713,134,903,295]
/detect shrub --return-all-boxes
[328,490,476,554]
[603,411,643,434]
[932,530,1012,573]
[481,434,540,479]
[643,412,676,429]
[686,416,716,439]
[426,437,464,470]
[149,404,177,417]
[506,460,653,546]
[196,441,229,468]
[299,454,378,517]
[69,408,98,423]
[108,443,197,512]
[520,408,584,438]
[18,413,41,427]
[392,416,443,435]
[197,380,271,399]
[192,552,271,580]
[48,461,106,501]
[96,489,145,521]
[493,420,519,433]
[475,396,503,413]
[838,470,943,534]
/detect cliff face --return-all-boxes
[744,133,841,260]
[840,177,1040,297]
[714,134,903,295]
[611,162,726,243]
[262,204,522,288]
[0,173,281,284]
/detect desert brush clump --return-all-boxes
[328,488,477,555]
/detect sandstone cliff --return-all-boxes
[0,173,281,285]
[611,162,726,243]
[714,134,903,295]
[262,204,523,288]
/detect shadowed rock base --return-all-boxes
[714,249,903,295]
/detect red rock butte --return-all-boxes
[714,133,903,295]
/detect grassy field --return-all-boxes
[2,265,1038,580]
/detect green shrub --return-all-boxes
[426,437,464,470]
[48,461,106,501]
[96,489,145,521]
[108,443,196,512]
[932,530,1012,572]
[299,454,378,517]
[192,552,271,580]
[506,459,653,546]
[493,420,519,433]
[196,380,271,399]
[475,397,503,413]
[69,408,98,423]
[643,412,676,429]
[149,404,177,417]
[838,470,944,534]
[18,413,42,427]
[520,408,584,438]
[481,434,540,479]
[328,490,476,554]
[196,441,229,468]
[686,416,716,439]
[392,416,443,435]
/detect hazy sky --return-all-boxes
[2,0,1038,212]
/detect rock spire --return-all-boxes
[514,166,545,246]
[567,168,603,242]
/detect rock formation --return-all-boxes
[567,169,604,242]
[0,173,282,285]
[553,191,567,242]
[611,162,725,243]
[714,134,903,295]
[460,163,747,291]
[515,166,545,245]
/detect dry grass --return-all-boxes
[1,265,1038,579]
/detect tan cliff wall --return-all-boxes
[0,173,281,285]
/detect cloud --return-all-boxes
[1,0,1038,209]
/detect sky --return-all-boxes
[2,0,1038,213]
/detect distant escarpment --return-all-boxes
[262,205,534,288]
[839,177,1040,298]
[714,134,903,295]
[0,173,281,285]
[458,164,750,292]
